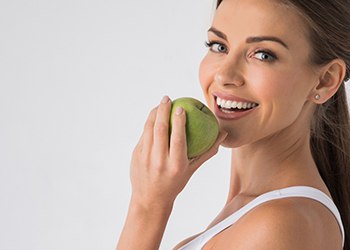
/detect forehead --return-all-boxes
[213,0,308,46]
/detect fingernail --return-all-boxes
[175,107,183,115]
[161,95,170,103]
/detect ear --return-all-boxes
[309,59,346,104]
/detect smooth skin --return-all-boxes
[116,96,227,250]
[117,0,346,249]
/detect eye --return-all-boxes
[253,50,277,62]
[205,41,228,54]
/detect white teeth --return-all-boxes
[232,101,237,108]
[225,100,232,109]
[222,100,227,108]
[216,98,221,106]
[216,97,258,110]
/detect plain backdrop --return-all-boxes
[1,1,349,250]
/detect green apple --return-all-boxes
[169,97,219,159]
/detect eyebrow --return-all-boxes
[246,36,289,49]
[208,27,227,40]
[208,26,289,49]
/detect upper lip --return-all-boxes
[212,91,259,104]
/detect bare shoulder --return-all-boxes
[173,232,202,250]
[207,198,342,250]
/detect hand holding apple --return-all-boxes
[128,95,226,214]
[121,96,226,250]
[169,97,220,159]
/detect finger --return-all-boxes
[138,107,158,155]
[169,106,187,162]
[153,96,172,157]
[189,130,228,171]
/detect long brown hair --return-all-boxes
[215,0,350,248]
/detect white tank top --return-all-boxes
[178,186,345,249]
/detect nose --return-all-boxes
[214,57,245,87]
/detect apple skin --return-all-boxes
[169,97,219,159]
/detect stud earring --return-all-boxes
[315,94,321,100]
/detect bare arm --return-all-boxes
[116,200,173,250]
[116,96,227,250]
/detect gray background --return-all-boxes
[0,1,349,249]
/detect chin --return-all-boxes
[220,133,246,148]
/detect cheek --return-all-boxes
[248,69,294,112]
[199,54,217,102]
[251,69,312,130]
[248,67,307,102]
[199,55,212,90]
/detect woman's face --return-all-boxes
[200,0,319,147]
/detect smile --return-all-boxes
[213,94,259,120]
[216,97,259,112]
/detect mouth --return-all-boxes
[213,94,259,120]
[216,97,258,113]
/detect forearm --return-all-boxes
[116,200,173,250]
[116,96,225,249]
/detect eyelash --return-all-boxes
[205,40,228,54]
[253,49,277,61]
[204,40,278,62]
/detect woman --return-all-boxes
[117,0,350,249]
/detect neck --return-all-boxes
[226,128,322,203]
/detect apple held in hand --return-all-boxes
[169,97,219,159]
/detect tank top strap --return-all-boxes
[178,186,345,249]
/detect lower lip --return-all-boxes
[214,103,257,120]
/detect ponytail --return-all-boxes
[311,84,350,249]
